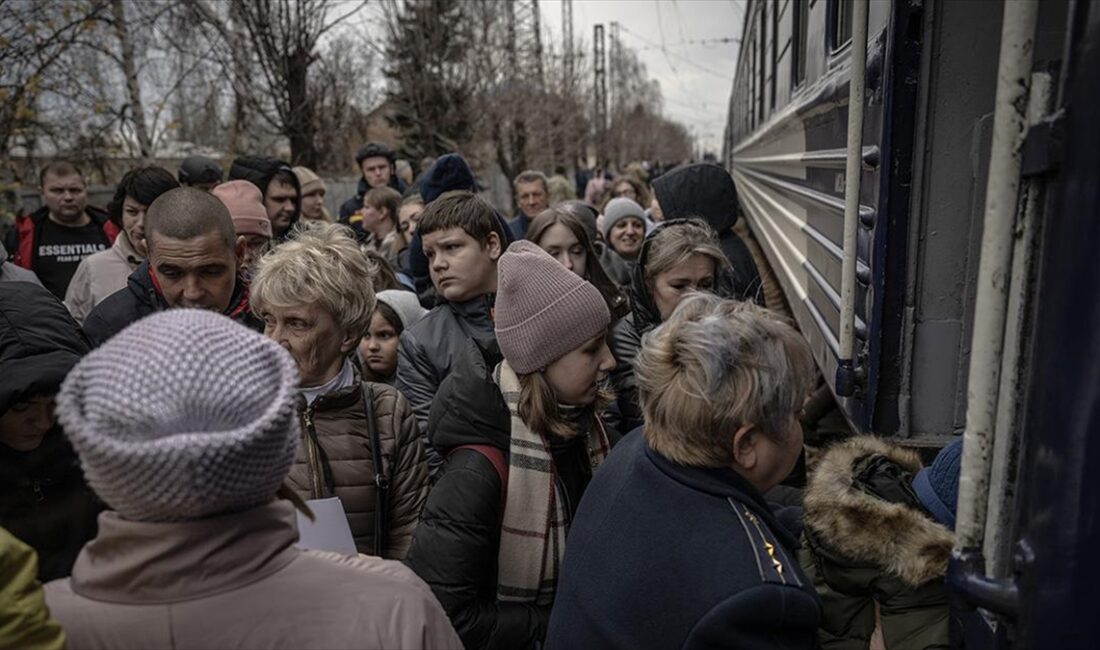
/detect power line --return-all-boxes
[633,36,741,51]
[617,23,731,80]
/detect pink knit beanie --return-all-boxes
[213,180,272,239]
[495,240,610,374]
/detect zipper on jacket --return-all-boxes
[744,507,787,584]
[302,407,323,499]
[31,480,44,502]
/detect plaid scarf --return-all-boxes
[493,361,612,605]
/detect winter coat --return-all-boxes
[82,260,261,348]
[288,379,429,559]
[509,212,532,240]
[228,155,302,240]
[44,500,463,650]
[0,282,100,581]
[339,175,408,222]
[798,436,954,650]
[0,246,42,286]
[545,432,821,650]
[64,230,142,323]
[396,294,497,476]
[0,430,101,582]
[4,206,119,298]
[652,163,763,303]
[0,526,66,650]
[405,339,597,650]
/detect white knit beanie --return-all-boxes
[56,309,300,523]
[376,290,428,330]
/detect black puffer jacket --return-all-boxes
[607,220,740,433]
[0,282,101,581]
[395,295,497,476]
[82,260,262,348]
[652,163,763,303]
[404,339,549,650]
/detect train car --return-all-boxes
[727,0,1098,647]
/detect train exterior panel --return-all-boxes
[727,0,1003,442]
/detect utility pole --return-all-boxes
[609,21,622,168]
[562,0,574,88]
[594,23,607,165]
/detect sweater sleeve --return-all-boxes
[385,390,429,561]
[404,453,548,650]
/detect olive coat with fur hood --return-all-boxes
[797,436,954,650]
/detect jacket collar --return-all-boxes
[71,501,300,604]
[447,293,496,336]
[644,440,798,549]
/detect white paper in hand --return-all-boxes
[295,497,357,556]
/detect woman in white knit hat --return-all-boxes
[250,223,429,560]
[43,309,461,650]
[405,240,616,650]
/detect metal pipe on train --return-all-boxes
[835,0,870,398]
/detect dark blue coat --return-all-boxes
[545,431,821,650]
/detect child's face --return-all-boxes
[358,310,401,380]
[423,227,501,303]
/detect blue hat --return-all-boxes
[420,154,477,204]
[911,439,963,530]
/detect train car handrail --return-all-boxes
[836,0,870,398]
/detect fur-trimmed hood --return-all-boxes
[803,436,953,587]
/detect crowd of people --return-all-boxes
[1,143,964,650]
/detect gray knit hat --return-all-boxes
[495,240,610,374]
[376,290,428,329]
[602,197,646,239]
[56,309,300,523]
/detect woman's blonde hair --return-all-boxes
[643,220,729,289]
[635,293,815,467]
[517,371,614,440]
[250,223,376,338]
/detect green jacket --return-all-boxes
[797,436,954,650]
[0,526,66,650]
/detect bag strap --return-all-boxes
[360,381,388,557]
[449,444,508,527]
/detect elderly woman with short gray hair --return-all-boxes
[250,223,428,559]
[546,293,821,650]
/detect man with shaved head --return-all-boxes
[82,187,262,347]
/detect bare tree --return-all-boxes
[0,0,109,164]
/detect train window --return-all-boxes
[829,0,853,51]
[794,0,808,87]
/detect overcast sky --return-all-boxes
[541,0,746,154]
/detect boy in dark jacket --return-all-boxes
[396,190,508,476]
[798,436,962,650]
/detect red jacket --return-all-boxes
[7,206,119,269]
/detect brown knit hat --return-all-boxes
[293,166,325,196]
[495,240,610,374]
